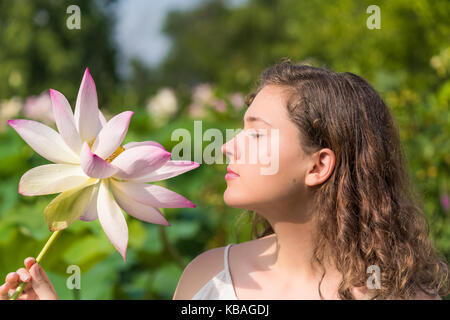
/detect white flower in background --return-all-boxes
[0,97,23,133]
[146,87,178,126]
[229,92,245,110]
[23,91,55,125]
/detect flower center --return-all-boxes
[105,145,125,163]
[87,138,125,163]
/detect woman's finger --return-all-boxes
[24,257,36,270]
[29,264,58,300]
[0,283,12,300]
[34,264,57,294]
[5,272,19,288]
[16,268,31,283]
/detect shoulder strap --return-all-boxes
[223,244,234,282]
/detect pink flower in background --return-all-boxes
[8,68,200,261]
[188,85,244,116]
[188,101,206,118]
[188,83,214,118]
[212,99,226,113]
[192,83,214,104]
[23,91,55,125]
[229,92,245,110]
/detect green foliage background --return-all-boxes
[0,0,448,299]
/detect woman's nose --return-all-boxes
[222,138,238,162]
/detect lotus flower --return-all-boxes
[8,68,199,261]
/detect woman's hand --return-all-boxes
[0,257,58,300]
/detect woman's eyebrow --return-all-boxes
[243,115,273,127]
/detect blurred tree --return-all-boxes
[0,0,119,109]
[159,0,449,93]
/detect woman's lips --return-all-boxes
[226,167,239,180]
[225,173,239,180]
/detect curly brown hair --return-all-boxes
[234,58,449,300]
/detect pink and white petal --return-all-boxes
[110,180,196,208]
[99,110,107,126]
[74,68,99,142]
[49,89,82,154]
[123,141,166,151]
[132,160,200,183]
[95,110,107,136]
[19,164,93,196]
[80,142,118,179]
[79,182,100,221]
[8,119,80,164]
[111,145,171,180]
[111,183,170,226]
[97,180,128,261]
[91,111,134,159]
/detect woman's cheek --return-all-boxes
[258,130,283,176]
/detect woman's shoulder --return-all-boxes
[172,245,230,300]
[173,236,275,299]
[231,233,277,262]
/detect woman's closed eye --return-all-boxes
[249,132,263,138]
[241,127,268,139]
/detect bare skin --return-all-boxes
[0,257,58,300]
[173,234,371,300]
[174,233,441,300]
[227,234,371,300]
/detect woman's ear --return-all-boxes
[304,148,335,187]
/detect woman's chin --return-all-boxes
[223,190,248,209]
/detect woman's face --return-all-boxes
[221,84,312,212]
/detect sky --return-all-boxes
[112,0,246,77]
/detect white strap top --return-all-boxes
[191,243,376,300]
[191,244,238,300]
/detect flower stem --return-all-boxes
[9,230,62,300]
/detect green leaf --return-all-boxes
[142,227,163,254]
[152,263,183,299]
[79,253,125,299]
[166,220,200,242]
[3,198,51,240]
[0,178,19,217]
[62,233,114,267]
[127,218,147,250]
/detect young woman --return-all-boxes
[173,60,448,300]
[1,60,448,300]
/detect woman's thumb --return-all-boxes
[30,263,57,300]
